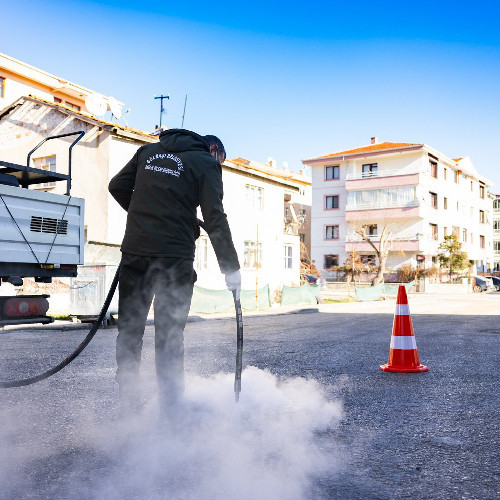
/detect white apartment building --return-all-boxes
[195,157,311,294]
[303,138,494,275]
[493,194,500,271]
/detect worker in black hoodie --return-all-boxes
[109,129,240,415]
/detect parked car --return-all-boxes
[300,273,326,288]
[473,276,493,293]
[481,275,500,291]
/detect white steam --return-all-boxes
[1,367,343,499]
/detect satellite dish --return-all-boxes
[108,97,123,119]
[85,94,107,116]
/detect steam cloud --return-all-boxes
[0,367,343,499]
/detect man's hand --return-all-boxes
[225,270,241,300]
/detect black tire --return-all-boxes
[473,285,482,293]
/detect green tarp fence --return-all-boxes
[281,284,321,306]
[355,281,415,301]
[190,284,271,313]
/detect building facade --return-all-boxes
[195,157,311,294]
[493,194,500,272]
[0,52,124,119]
[303,138,494,276]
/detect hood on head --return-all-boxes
[159,129,210,153]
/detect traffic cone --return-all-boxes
[380,285,428,373]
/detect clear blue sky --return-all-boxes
[3,0,500,187]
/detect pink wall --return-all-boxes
[345,173,420,190]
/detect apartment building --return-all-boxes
[493,194,500,271]
[0,52,123,119]
[195,157,311,293]
[303,138,494,275]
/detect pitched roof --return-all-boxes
[1,95,157,142]
[311,142,422,161]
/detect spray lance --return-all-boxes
[197,218,243,402]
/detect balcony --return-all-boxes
[345,170,422,190]
[345,201,421,221]
[345,233,422,252]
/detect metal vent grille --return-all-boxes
[30,216,68,235]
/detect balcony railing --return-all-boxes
[345,169,422,181]
[345,233,420,242]
[345,200,420,211]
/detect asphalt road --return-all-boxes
[0,295,499,499]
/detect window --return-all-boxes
[443,227,448,236]
[443,168,447,180]
[195,236,208,270]
[470,233,474,244]
[245,184,263,210]
[362,163,378,178]
[494,199,500,211]
[480,235,485,249]
[452,226,459,237]
[454,170,460,184]
[443,197,448,210]
[325,165,339,180]
[494,220,500,232]
[479,184,485,199]
[65,101,81,111]
[346,186,418,210]
[325,225,339,239]
[324,254,339,269]
[430,223,438,240]
[325,195,339,210]
[430,192,438,209]
[0,76,5,98]
[299,233,306,244]
[462,229,467,242]
[54,97,62,103]
[33,155,56,188]
[429,160,438,178]
[244,241,262,269]
[479,210,485,224]
[367,224,377,236]
[360,255,376,265]
[284,244,293,269]
[471,180,474,192]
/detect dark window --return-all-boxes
[454,171,460,183]
[430,223,438,240]
[480,235,485,249]
[65,101,81,111]
[324,254,339,269]
[54,97,62,103]
[463,229,467,242]
[325,195,339,209]
[429,160,438,178]
[444,197,448,210]
[480,210,485,223]
[362,163,378,177]
[0,76,5,98]
[443,168,447,180]
[325,165,339,180]
[430,192,438,209]
[479,184,485,199]
[367,224,377,236]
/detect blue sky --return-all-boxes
[2,1,500,187]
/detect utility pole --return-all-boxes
[154,94,169,129]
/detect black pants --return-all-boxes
[116,253,195,406]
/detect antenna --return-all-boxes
[154,94,170,128]
[181,94,188,128]
[85,94,107,116]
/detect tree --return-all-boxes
[438,234,469,279]
[355,224,392,286]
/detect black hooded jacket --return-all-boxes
[108,129,239,274]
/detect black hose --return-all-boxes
[0,266,120,388]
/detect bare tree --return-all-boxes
[355,224,392,286]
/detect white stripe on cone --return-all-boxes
[390,335,417,350]
[395,304,410,315]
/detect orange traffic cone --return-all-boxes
[380,285,428,373]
